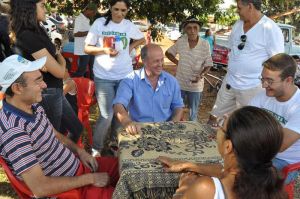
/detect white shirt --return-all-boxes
[74,13,91,55]
[227,16,284,90]
[249,89,300,164]
[212,177,226,199]
[85,17,144,80]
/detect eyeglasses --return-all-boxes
[259,77,283,86]
[238,35,247,50]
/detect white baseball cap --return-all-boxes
[0,55,47,92]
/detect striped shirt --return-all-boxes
[0,101,80,179]
[167,35,213,92]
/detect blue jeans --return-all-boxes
[273,158,299,184]
[40,88,83,142]
[181,90,202,121]
[73,55,94,78]
[60,94,83,142]
[93,77,121,151]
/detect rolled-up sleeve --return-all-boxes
[113,78,134,109]
[170,79,184,110]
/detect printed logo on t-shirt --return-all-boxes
[263,108,287,125]
[102,31,128,50]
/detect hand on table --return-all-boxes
[91,172,110,187]
[124,121,141,135]
[78,149,98,172]
[157,156,188,172]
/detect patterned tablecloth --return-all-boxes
[112,121,221,199]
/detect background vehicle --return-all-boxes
[133,21,149,32]
[41,20,63,49]
[47,16,66,34]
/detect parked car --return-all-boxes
[41,20,63,49]
[133,21,149,32]
[166,27,181,41]
[47,16,66,34]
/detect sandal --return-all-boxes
[207,115,219,130]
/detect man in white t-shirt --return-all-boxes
[208,0,284,126]
[73,3,97,77]
[249,53,300,183]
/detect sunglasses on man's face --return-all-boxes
[238,34,247,50]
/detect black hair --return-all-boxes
[226,106,286,199]
[5,73,27,97]
[10,0,44,37]
[239,0,262,11]
[204,29,211,38]
[263,53,297,81]
[103,0,130,26]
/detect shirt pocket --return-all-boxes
[162,89,172,109]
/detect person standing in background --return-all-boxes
[166,16,213,121]
[201,29,215,55]
[207,0,284,127]
[85,0,145,157]
[73,3,97,78]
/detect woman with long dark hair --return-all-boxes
[85,0,145,156]
[10,0,83,142]
[158,106,287,199]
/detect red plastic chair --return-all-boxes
[0,156,81,199]
[282,162,300,199]
[62,52,79,74]
[73,77,95,146]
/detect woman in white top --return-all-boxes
[85,0,145,156]
[158,106,287,199]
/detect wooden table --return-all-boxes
[112,121,221,199]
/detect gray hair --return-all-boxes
[140,45,148,61]
[239,0,262,11]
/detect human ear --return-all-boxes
[11,83,23,95]
[223,140,233,155]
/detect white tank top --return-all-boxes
[212,177,226,199]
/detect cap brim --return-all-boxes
[24,56,47,72]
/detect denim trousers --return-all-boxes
[273,157,299,184]
[73,55,94,78]
[40,88,83,142]
[93,77,121,151]
[181,90,202,121]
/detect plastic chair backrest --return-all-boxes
[0,156,81,199]
[72,77,95,145]
[62,52,79,74]
[282,162,300,199]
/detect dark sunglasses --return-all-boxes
[238,35,247,50]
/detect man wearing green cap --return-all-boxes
[73,3,97,77]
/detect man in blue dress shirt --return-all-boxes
[113,44,184,135]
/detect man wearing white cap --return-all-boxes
[0,55,118,199]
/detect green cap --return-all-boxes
[85,3,98,12]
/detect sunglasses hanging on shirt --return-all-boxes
[238,34,247,50]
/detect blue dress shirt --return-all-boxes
[113,68,184,122]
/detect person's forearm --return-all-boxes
[73,31,88,37]
[200,66,211,77]
[29,173,93,197]
[129,38,146,50]
[113,104,132,127]
[54,130,81,155]
[171,108,184,122]
[165,51,179,65]
[84,45,107,56]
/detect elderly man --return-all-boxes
[250,53,300,183]
[113,44,184,135]
[0,55,118,199]
[73,3,97,77]
[166,16,213,121]
[208,0,284,126]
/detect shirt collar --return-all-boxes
[3,100,37,122]
[140,67,166,91]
